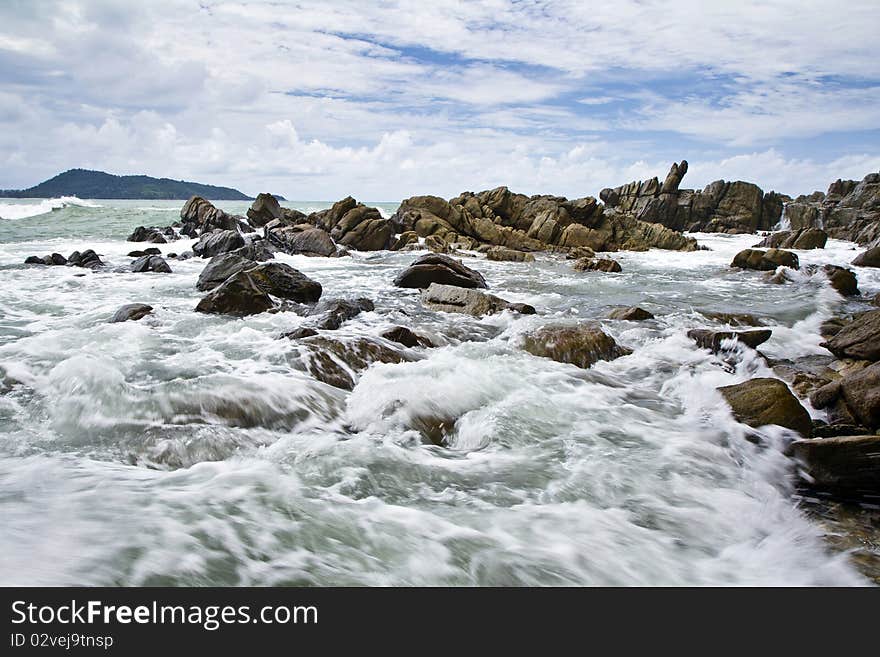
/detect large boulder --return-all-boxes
[717,378,812,436]
[521,323,631,369]
[420,283,535,317]
[246,193,283,228]
[394,254,488,289]
[192,230,245,258]
[131,255,172,273]
[127,226,173,243]
[268,226,338,257]
[109,303,153,323]
[230,240,274,262]
[197,254,254,291]
[790,435,880,495]
[731,248,799,271]
[810,362,880,430]
[821,310,880,361]
[823,265,859,296]
[852,246,880,268]
[246,262,322,303]
[180,196,248,234]
[194,271,275,316]
[688,328,772,352]
[324,201,393,251]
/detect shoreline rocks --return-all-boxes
[717,378,813,436]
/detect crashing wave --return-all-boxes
[0,196,103,220]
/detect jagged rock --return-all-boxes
[127,226,172,243]
[131,255,172,273]
[566,246,596,260]
[420,283,534,317]
[246,193,283,227]
[486,246,535,262]
[782,172,880,244]
[246,262,322,303]
[110,303,153,323]
[688,328,772,352]
[608,306,654,321]
[424,234,449,253]
[394,254,488,289]
[192,230,246,258]
[230,240,274,261]
[572,257,622,272]
[180,196,249,234]
[755,228,827,250]
[308,298,374,330]
[717,378,812,436]
[790,435,880,495]
[194,271,275,316]
[810,362,880,430]
[521,323,631,369]
[823,265,859,296]
[296,335,411,390]
[731,248,799,271]
[821,310,880,361]
[268,226,338,257]
[390,231,419,251]
[67,249,103,269]
[381,326,434,348]
[315,199,393,251]
[852,246,880,268]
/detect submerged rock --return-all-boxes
[572,257,622,273]
[131,255,172,273]
[297,335,411,390]
[717,378,812,436]
[521,323,631,369]
[195,271,275,316]
[486,246,535,262]
[790,435,880,495]
[420,283,535,317]
[702,311,764,326]
[381,326,434,348]
[821,310,880,361]
[109,303,153,323]
[608,306,654,321]
[731,248,799,271]
[308,297,374,330]
[688,328,772,352]
[394,253,488,289]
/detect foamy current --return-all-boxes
[0,199,877,586]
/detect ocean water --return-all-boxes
[0,197,878,586]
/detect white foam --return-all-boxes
[0,196,102,220]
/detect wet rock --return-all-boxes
[702,311,764,326]
[717,377,812,436]
[394,253,488,289]
[131,255,172,273]
[309,298,374,330]
[381,326,434,348]
[127,226,170,243]
[127,247,162,257]
[298,335,411,390]
[268,226,338,257]
[823,265,859,296]
[821,310,880,361]
[194,271,275,316]
[67,249,103,269]
[565,246,596,260]
[390,231,419,251]
[246,262,322,303]
[327,202,393,251]
[521,323,631,369]
[688,328,772,352]
[24,256,44,264]
[812,423,873,438]
[811,362,880,430]
[180,196,249,234]
[791,435,880,495]
[246,193,283,228]
[230,240,274,262]
[486,246,535,262]
[420,283,534,317]
[192,230,245,258]
[852,246,880,268]
[280,326,319,340]
[572,257,622,273]
[25,253,68,265]
[731,248,799,271]
[608,306,654,321]
[110,303,153,323]
[196,253,254,291]
[755,228,827,250]
[424,234,449,253]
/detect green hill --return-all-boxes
[0,169,254,200]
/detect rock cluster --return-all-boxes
[783,172,880,245]
[754,228,827,250]
[25,249,104,269]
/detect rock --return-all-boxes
[424,234,449,253]
[731,248,799,271]
[109,303,153,323]
[67,249,103,269]
[324,201,393,251]
[717,378,812,436]
[521,323,631,369]
[381,326,434,348]
[192,230,245,258]
[127,247,161,257]
[566,246,596,260]
[390,231,420,251]
[309,298,374,330]
[755,228,828,250]
[811,423,873,438]
[811,362,880,430]
[297,335,411,390]
[180,196,248,234]
[823,265,859,296]
[420,283,534,317]
[196,253,255,291]
[25,253,68,265]
[268,226,338,257]
[821,310,880,361]
[281,327,319,340]
[608,307,654,321]
[230,240,274,261]
[572,257,622,272]
[246,193,283,228]
[394,254,488,289]
[246,262,322,304]
[131,255,172,273]
[486,246,535,262]
[790,435,880,495]
[688,328,772,352]
[127,226,170,243]
[852,246,880,268]
[702,312,764,326]
[24,256,44,264]
[194,271,275,316]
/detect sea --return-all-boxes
[0,196,877,585]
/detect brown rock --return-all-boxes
[521,324,631,369]
[717,378,812,436]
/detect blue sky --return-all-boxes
[1,0,879,200]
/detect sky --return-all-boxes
[1,0,879,201]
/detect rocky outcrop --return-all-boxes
[717,378,812,436]
[304,197,393,251]
[790,435,880,495]
[821,310,880,361]
[852,246,880,267]
[572,257,621,272]
[731,248,799,271]
[131,255,172,273]
[688,328,772,352]
[195,271,275,316]
[485,246,535,262]
[246,193,283,228]
[127,226,176,243]
[394,254,488,289]
[109,303,153,323]
[267,226,338,257]
[180,196,250,234]
[521,323,631,369]
[600,160,784,234]
[420,283,535,317]
[782,172,880,245]
[608,307,654,321]
[192,230,246,258]
[755,228,827,250]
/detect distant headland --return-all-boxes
[0,169,271,201]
